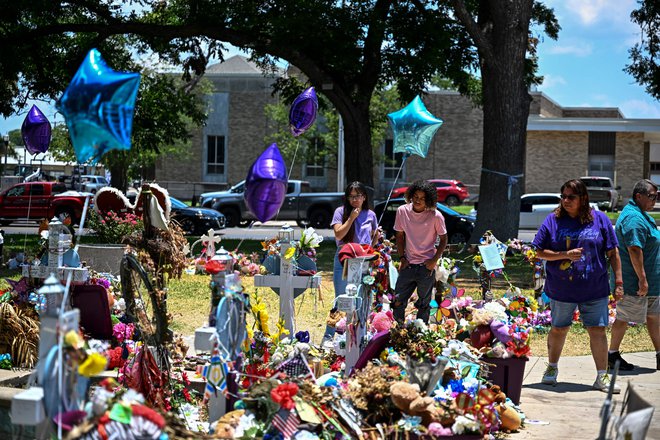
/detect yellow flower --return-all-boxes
[510,301,520,310]
[271,317,290,341]
[474,255,483,264]
[78,352,108,377]
[64,330,82,349]
[283,247,296,260]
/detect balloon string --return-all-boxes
[22,188,35,256]
[287,138,301,183]
[376,153,409,228]
[232,220,255,254]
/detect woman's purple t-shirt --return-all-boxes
[331,207,378,247]
[532,209,618,303]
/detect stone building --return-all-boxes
[155,56,660,202]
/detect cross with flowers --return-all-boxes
[201,228,223,258]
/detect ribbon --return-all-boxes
[481,168,524,200]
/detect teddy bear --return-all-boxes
[369,309,394,333]
[390,381,444,425]
[213,409,245,438]
[490,385,522,432]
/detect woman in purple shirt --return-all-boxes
[533,179,623,393]
[322,182,378,342]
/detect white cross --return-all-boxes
[201,229,223,258]
[344,257,373,375]
[253,225,321,335]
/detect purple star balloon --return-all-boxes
[57,48,141,163]
[244,143,288,223]
[21,105,52,155]
[289,87,318,137]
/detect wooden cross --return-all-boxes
[343,257,373,374]
[253,225,321,335]
[22,217,89,283]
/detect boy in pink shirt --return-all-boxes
[393,180,447,322]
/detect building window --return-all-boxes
[382,139,405,180]
[588,132,615,180]
[207,135,226,175]
[304,138,325,178]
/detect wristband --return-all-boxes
[615,281,623,286]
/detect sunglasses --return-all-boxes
[645,192,658,201]
[560,194,579,201]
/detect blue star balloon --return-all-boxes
[387,95,443,158]
[244,143,288,223]
[57,48,141,163]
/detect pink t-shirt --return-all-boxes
[394,203,447,264]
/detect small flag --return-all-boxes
[276,351,315,379]
[272,409,300,440]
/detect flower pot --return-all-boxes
[484,357,527,405]
[77,244,127,275]
[262,254,318,298]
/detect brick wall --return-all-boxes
[615,132,645,199]
[525,131,589,193]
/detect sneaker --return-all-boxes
[541,364,558,385]
[593,373,621,394]
[608,351,634,371]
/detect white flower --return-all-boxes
[442,340,467,358]
[483,301,508,322]
[113,298,126,313]
[40,230,49,240]
[413,319,427,332]
[452,415,480,435]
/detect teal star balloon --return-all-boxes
[57,49,141,164]
[387,96,443,158]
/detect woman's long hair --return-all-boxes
[341,181,370,243]
[554,179,593,224]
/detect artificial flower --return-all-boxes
[78,352,108,377]
[270,383,299,410]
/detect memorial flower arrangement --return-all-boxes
[87,210,144,244]
[285,227,323,262]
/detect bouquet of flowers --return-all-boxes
[287,227,323,262]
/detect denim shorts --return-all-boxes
[550,296,609,328]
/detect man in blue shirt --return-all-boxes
[609,179,660,371]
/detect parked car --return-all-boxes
[170,197,226,235]
[519,193,601,229]
[0,181,90,225]
[373,198,475,243]
[202,180,344,228]
[580,176,621,212]
[390,179,470,206]
[77,175,109,194]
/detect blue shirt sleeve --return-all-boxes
[619,214,648,249]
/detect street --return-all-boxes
[1,219,540,242]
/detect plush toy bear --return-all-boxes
[390,381,443,425]
[213,409,245,438]
[490,385,522,431]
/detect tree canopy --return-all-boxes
[0,0,561,239]
[626,0,660,100]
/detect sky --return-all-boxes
[1,0,658,135]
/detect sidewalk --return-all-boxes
[511,352,659,439]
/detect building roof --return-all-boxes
[527,116,660,143]
[206,55,282,77]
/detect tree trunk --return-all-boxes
[340,103,374,188]
[106,151,129,192]
[470,1,532,243]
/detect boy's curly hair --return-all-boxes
[404,180,437,209]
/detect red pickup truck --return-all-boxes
[0,182,90,225]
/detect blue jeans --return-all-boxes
[550,296,609,328]
[393,264,435,323]
[323,250,347,340]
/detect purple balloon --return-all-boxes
[21,105,52,155]
[244,143,288,223]
[289,87,318,137]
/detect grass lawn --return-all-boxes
[3,233,654,358]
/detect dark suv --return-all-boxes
[391,179,470,206]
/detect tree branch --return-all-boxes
[450,0,495,63]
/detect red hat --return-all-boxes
[338,243,377,263]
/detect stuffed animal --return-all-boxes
[370,310,394,333]
[213,409,245,438]
[470,324,493,349]
[490,385,521,431]
[390,381,443,425]
[469,307,495,327]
